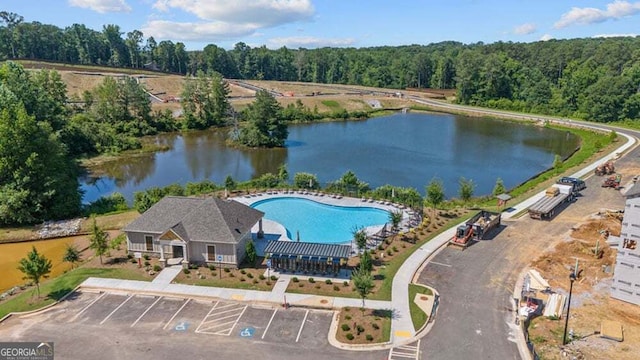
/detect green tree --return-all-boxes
[239,90,287,147]
[293,172,318,189]
[17,246,52,297]
[245,240,257,265]
[0,84,81,225]
[89,216,110,264]
[224,175,236,190]
[425,178,445,212]
[388,210,403,231]
[62,244,81,269]
[552,154,563,172]
[110,233,126,251]
[359,250,373,273]
[351,266,374,308]
[458,177,475,205]
[492,178,506,196]
[278,164,289,183]
[181,70,230,129]
[609,130,617,142]
[352,228,368,252]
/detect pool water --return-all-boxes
[251,197,390,244]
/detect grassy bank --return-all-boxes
[0,267,149,318]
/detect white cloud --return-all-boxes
[68,0,131,13]
[513,23,537,35]
[593,33,639,38]
[554,1,640,28]
[141,20,258,41]
[152,0,314,27]
[540,34,554,41]
[267,36,356,49]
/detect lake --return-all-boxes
[80,112,579,202]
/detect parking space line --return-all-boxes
[225,305,247,336]
[163,298,190,330]
[131,296,162,327]
[69,292,107,322]
[388,340,420,360]
[196,301,220,333]
[100,294,133,325]
[262,309,278,339]
[295,310,309,343]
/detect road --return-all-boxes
[408,97,639,359]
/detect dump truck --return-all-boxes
[602,174,622,189]
[528,184,576,220]
[449,210,501,248]
[595,161,615,176]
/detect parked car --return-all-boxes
[557,177,586,191]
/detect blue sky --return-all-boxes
[3,0,639,50]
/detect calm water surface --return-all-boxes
[81,113,579,202]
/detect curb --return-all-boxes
[0,285,82,324]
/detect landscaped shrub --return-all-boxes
[208,264,216,271]
[144,261,151,267]
[366,334,374,341]
[153,265,162,272]
[392,246,398,252]
[266,281,271,286]
[270,275,277,281]
[240,277,246,282]
[333,285,340,291]
[345,333,354,341]
[345,315,351,321]
[298,283,304,287]
[224,268,230,273]
[229,273,235,277]
[371,323,380,330]
[183,269,190,274]
[247,273,254,279]
[377,244,384,251]
[189,263,198,269]
[315,285,321,289]
[325,279,332,285]
[127,254,134,260]
[259,274,266,280]
[341,324,350,331]
[308,277,315,283]
[356,325,365,335]
[292,277,299,283]
[253,279,259,284]
[130,258,137,264]
[143,254,151,261]
[240,269,246,274]
[387,250,393,256]
[343,281,349,287]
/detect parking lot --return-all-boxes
[0,290,386,360]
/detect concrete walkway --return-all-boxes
[151,266,182,285]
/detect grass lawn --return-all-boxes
[0,267,149,318]
[409,284,433,331]
[321,99,341,109]
[335,307,392,344]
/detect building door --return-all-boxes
[207,245,216,262]
[172,245,184,258]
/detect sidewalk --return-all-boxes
[151,266,182,285]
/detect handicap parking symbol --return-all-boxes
[174,321,190,331]
[239,327,255,338]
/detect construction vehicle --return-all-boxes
[528,184,577,220]
[595,161,615,176]
[449,210,501,248]
[602,174,622,189]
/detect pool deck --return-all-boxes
[231,190,416,255]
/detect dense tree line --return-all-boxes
[2,13,639,123]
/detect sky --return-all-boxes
[2,0,639,50]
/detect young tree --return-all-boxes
[552,154,562,172]
[425,178,445,213]
[458,177,475,205]
[352,227,368,252]
[181,70,230,129]
[89,216,110,264]
[62,244,81,269]
[352,266,374,309]
[359,250,373,273]
[388,210,403,231]
[224,175,236,190]
[239,90,287,147]
[245,240,257,265]
[278,164,289,183]
[492,178,506,196]
[18,246,52,297]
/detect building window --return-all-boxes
[623,239,637,250]
[207,245,216,262]
[145,235,153,251]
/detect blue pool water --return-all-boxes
[251,197,390,244]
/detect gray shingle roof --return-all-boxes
[625,182,640,198]
[124,196,264,244]
[264,241,351,259]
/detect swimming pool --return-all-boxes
[251,197,390,244]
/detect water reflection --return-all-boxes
[80,113,579,202]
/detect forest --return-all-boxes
[1,12,639,123]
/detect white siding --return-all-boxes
[611,196,640,305]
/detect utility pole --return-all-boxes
[563,272,577,345]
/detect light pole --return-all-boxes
[562,272,577,345]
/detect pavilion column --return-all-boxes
[258,219,264,239]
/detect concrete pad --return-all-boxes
[413,293,434,324]
[600,320,624,342]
